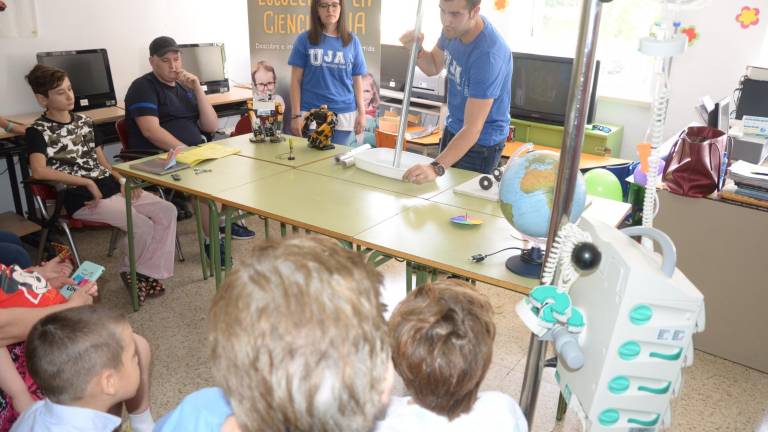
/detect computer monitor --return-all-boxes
[701,96,731,133]
[178,43,229,94]
[379,44,446,102]
[36,49,117,111]
[509,52,600,126]
[715,97,731,133]
[735,78,768,120]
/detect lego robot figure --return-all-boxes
[250,96,285,143]
[302,105,337,150]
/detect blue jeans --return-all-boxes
[332,130,354,146]
[0,231,32,268]
[440,129,505,174]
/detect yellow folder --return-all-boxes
[175,143,241,166]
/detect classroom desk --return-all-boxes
[206,87,253,117]
[354,195,630,294]
[206,86,252,106]
[355,200,537,293]
[0,105,126,140]
[502,141,631,170]
[115,154,291,200]
[113,154,291,310]
[298,156,477,200]
[430,187,632,225]
[114,151,633,310]
[221,133,349,168]
[215,169,422,242]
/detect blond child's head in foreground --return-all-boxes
[389,279,495,420]
[209,236,393,432]
[26,305,140,410]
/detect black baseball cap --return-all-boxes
[149,36,180,57]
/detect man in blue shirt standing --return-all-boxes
[400,0,512,183]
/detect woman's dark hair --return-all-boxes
[308,0,352,47]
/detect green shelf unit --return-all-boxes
[511,118,623,157]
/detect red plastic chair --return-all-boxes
[230,115,253,137]
[26,180,118,267]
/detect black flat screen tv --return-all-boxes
[36,48,117,111]
[510,52,600,126]
[178,43,229,94]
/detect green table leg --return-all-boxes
[194,198,209,280]
[260,216,269,239]
[415,264,429,288]
[292,225,299,234]
[366,251,393,268]
[406,261,413,294]
[124,177,140,312]
[207,200,222,288]
[223,206,233,277]
[280,222,287,238]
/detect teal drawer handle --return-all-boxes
[628,414,660,427]
[649,348,683,361]
[638,381,671,395]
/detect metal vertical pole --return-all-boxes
[518,0,606,425]
[393,0,424,168]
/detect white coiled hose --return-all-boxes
[641,65,672,250]
[541,223,592,292]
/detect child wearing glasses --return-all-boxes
[251,60,285,108]
[288,0,368,146]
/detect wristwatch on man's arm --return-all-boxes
[430,160,445,177]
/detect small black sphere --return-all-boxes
[572,242,601,272]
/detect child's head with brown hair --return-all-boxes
[208,236,393,432]
[25,305,140,409]
[25,64,74,112]
[389,279,496,420]
[25,64,67,97]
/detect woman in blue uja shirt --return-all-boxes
[288,0,368,146]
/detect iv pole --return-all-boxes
[518,0,611,425]
[393,0,424,168]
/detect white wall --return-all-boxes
[0,0,251,115]
[665,2,768,139]
[0,0,251,213]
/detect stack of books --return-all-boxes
[720,160,768,209]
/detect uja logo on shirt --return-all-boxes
[309,48,352,69]
[443,51,468,96]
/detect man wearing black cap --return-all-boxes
[124,36,255,255]
[124,36,219,151]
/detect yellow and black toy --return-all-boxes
[302,105,337,150]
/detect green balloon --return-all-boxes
[584,168,623,201]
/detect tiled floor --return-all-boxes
[67,216,768,431]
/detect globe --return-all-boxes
[499,150,587,240]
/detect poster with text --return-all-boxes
[248,0,381,130]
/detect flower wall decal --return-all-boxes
[680,26,699,46]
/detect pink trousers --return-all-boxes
[73,192,177,280]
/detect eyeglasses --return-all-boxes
[255,81,276,90]
[318,2,340,10]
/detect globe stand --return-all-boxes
[505,246,544,278]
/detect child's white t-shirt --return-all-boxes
[374,391,528,432]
